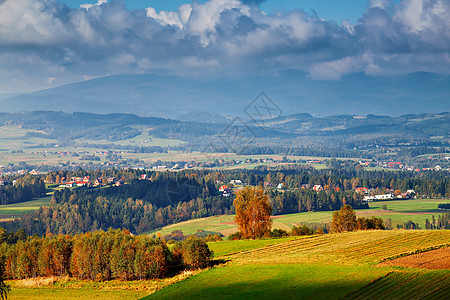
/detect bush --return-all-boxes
[228,232,242,240]
[180,236,213,269]
[270,229,289,238]
[291,225,314,236]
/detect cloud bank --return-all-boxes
[0,0,448,92]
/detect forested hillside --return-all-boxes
[1,167,448,236]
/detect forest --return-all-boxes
[1,167,449,236]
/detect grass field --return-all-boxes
[0,196,51,221]
[7,270,201,300]
[145,230,450,300]
[151,198,450,237]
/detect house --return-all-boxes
[230,180,242,185]
[277,183,287,189]
[219,185,229,192]
[222,189,233,197]
[76,181,90,187]
[140,174,147,180]
[115,180,124,187]
[29,169,39,175]
[301,184,310,189]
[313,185,323,192]
[60,182,76,188]
[375,194,394,200]
[355,187,369,194]
[363,196,376,202]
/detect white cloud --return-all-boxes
[80,0,108,10]
[0,0,448,92]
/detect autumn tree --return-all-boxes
[331,205,357,233]
[234,186,272,239]
[0,259,10,300]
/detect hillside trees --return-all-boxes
[234,186,272,239]
[0,258,9,300]
[1,229,198,281]
[331,205,384,233]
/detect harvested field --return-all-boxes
[379,247,450,270]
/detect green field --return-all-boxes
[7,270,201,300]
[145,230,450,300]
[0,196,51,221]
[151,198,450,237]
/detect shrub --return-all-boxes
[270,229,289,238]
[180,236,213,269]
[291,225,314,236]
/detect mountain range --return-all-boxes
[1,72,449,119]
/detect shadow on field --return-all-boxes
[210,259,230,267]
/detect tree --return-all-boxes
[179,236,212,269]
[331,205,357,233]
[0,259,10,300]
[234,186,272,239]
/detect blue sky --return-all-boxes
[60,0,386,23]
[0,0,448,115]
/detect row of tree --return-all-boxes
[331,205,385,233]
[0,229,212,281]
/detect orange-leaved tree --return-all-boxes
[234,186,272,239]
[331,205,357,233]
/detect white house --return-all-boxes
[375,194,394,200]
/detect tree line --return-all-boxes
[0,229,212,282]
[1,167,448,236]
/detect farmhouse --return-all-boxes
[230,180,242,185]
[313,185,323,192]
[355,187,368,194]
[219,185,229,192]
[375,193,394,200]
[363,196,376,202]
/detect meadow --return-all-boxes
[0,196,51,221]
[146,230,450,300]
[4,230,449,299]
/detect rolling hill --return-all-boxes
[144,230,450,300]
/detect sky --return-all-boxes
[0,0,449,99]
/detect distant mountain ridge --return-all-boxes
[1,72,449,118]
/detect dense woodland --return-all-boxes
[1,167,449,236]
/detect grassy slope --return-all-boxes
[145,230,450,300]
[151,198,450,237]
